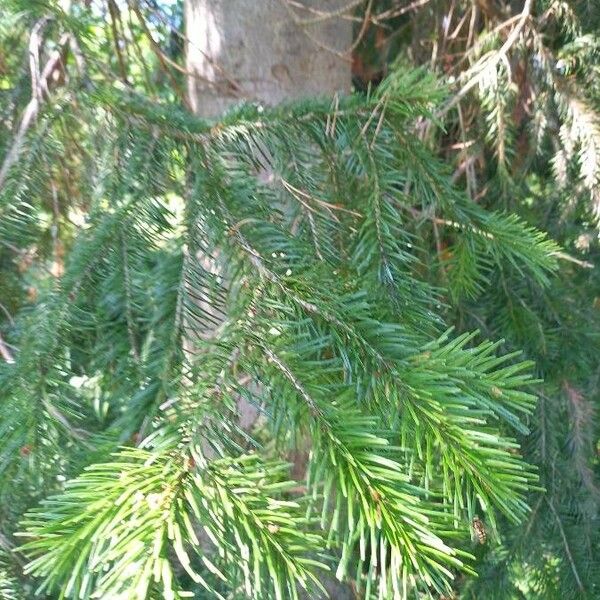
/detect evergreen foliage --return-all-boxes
[0,1,598,599]
[354,2,600,597]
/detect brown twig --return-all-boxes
[347,0,374,54]
[130,2,192,110]
[131,2,214,82]
[108,0,129,83]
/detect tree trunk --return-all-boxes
[184,4,353,597]
[185,0,352,117]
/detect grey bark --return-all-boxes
[185,0,352,117]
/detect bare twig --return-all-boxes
[372,0,432,23]
[0,301,14,326]
[108,0,129,83]
[130,2,192,110]
[29,18,50,100]
[281,0,364,25]
[0,33,70,191]
[131,2,217,82]
[453,13,523,73]
[551,251,593,269]
[347,0,374,54]
[466,3,478,49]
[140,0,247,99]
[0,334,15,363]
[278,0,359,60]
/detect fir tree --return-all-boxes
[0,1,598,599]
